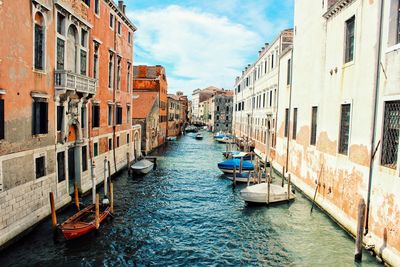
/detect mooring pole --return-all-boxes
[239,157,243,173]
[233,165,237,187]
[355,198,366,262]
[110,182,114,213]
[95,193,100,230]
[74,184,80,211]
[267,175,271,205]
[104,157,108,197]
[282,166,285,187]
[127,152,131,176]
[287,174,291,200]
[49,192,57,230]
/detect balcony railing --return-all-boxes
[55,70,97,95]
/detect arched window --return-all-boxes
[34,12,45,70]
[67,25,78,73]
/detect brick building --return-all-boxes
[133,65,168,146]
[167,94,182,137]
[0,0,139,247]
[132,92,159,154]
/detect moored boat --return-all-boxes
[59,203,111,240]
[167,136,177,141]
[195,133,203,140]
[240,183,295,204]
[131,159,154,175]
[217,158,254,174]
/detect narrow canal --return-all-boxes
[0,132,379,266]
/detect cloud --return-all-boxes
[127,5,261,95]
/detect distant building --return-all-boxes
[167,94,182,137]
[191,86,222,124]
[133,65,168,146]
[211,93,233,133]
[132,92,159,154]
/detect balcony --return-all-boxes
[55,70,97,96]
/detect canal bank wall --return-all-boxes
[272,161,400,267]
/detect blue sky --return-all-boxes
[125,0,294,96]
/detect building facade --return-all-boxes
[133,65,168,146]
[0,0,139,247]
[274,1,400,265]
[167,94,182,137]
[132,92,159,154]
[233,29,293,157]
[211,93,233,133]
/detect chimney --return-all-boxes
[123,4,126,14]
[118,1,124,11]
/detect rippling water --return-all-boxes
[0,132,380,266]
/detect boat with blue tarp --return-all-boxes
[217,158,254,174]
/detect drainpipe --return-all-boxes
[285,48,294,172]
[112,15,118,174]
[365,0,384,234]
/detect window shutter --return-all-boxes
[33,101,39,134]
[0,99,4,139]
[41,102,48,134]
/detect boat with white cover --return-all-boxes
[225,172,267,183]
[240,183,295,204]
[131,159,154,175]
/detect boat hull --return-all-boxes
[59,204,111,240]
[131,159,155,175]
[240,184,295,204]
[131,164,154,175]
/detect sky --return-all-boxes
[125,0,294,96]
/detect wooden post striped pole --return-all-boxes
[49,192,57,230]
[95,193,100,230]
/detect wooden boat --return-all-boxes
[240,183,295,204]
[131,159,154,175]
[217,136,235,144]
[225,171,267,183]
[195,133,203,140]
[222,151,253,161]
[217,158,254,174]
[59,203,111,240]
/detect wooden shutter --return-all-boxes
[0,99,4,139]
[41,102,48,134]
[33,101,39,134]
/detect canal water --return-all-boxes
[0,132,379,266]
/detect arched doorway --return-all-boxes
[67,25,78,73]
[134,132,141,159]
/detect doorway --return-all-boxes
[68,147,76,194]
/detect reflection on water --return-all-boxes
[0,132,379,266]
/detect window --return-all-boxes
[263,93,266,108]
[128,32,132,44]
[108,138,112,150]
[81,30,87,47]
[82,146,88,172]
[127,105,131,124]
[57,13,65,35]
[293,108,298,140]
[108,104,112,126]
[217,106,220,111]
[117,57,121,90]
[311,107,318,145]
[127,63,131,92]
[226,116,229,121]
[381,101,400,169]
[116,106,122,125]
[35,156,46,179]
[217,115,219,121]
[127,133,130,144]
[82,0,90,6]
[57,105,63,131]
[338,104,351,154]
[284,108,289,137]
[110,13,114,28]
[80,50,87,75]
[92,104,100,128]
[94,142,98,157]
[108,52,114,88]
[57,151,65,182]
[116,136,120,147]
[34,13,45,70]
[94,0,100,15]
[287,59,292,85]
[118,21,121,34]
[81,106,86,129]
[271,54,274,69]
[93,41,100,79]
[33,100,48,135]
[345,16,355,63]
[56,38,65,70]
[269,91,272,107]
[0,99,3,139]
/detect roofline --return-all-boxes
[105,0,137,32]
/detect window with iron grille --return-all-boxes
[82,145,88,172]
[381,101,400,169]
[35,156,46,179]
[339,104,351,154]
[0,99,4,139]
[345,16,355,63]
[116,106,123,125]
[92,104,100,128]
[34,23,44,70]
[80,50,87,75]
[33,100,48,135]
[57,151,65,182]
[310,106,318,145]
[57,105,63,131]
[56,38,65,70]
[293,108,298,140]
[284,108,289,137]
